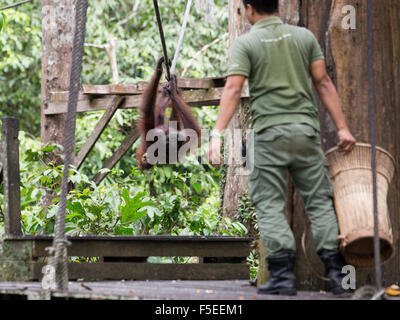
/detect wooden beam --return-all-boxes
[33,262,249,281]
[1,117,22,236]
[40,0,75,156]
[93,127,140,185]
[46,87,249,115]
[81,77,227,95]
[17,235,252,258]
[2,235,252,281]
[73,96,124,170]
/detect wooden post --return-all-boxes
[223,0,251,219]
[256,239,269,287]
[39,0,75,211]
[40,0,75,158]
[1,117,22,236]
[73,96,124,170]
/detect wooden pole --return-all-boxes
[40,0,75,159]
[223,0,251,219]
[39,0,75,211]
[1,117,22,236]
[73,96,124,170]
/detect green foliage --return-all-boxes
[82,0,229,84]
[247,249,259,280]
[0,3,42,135]
[235,192,258,233]
[1,132,247,240]
[0,0,255,271]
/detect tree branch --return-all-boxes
[85,39,119,83]
[116,0,140,26]
[0,0,32,11]
[181,33,227,77]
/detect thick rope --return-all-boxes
[171,0,192,75]
[367,0,382,292]
[51,0,89,292]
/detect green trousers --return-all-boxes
[248,123,339,256]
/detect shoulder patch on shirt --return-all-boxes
[260,33,292,43]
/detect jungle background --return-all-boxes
[0,0,257,276]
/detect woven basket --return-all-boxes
[325,143,395,267]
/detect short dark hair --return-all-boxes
[242,0,279,14]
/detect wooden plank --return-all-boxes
[92,127,140,185]
[26,237,251,258]
[81,77,227,95]
[73,95,124,169]
[46,88,249,115]
[32,262,250,281]
[1,117,22,236]
[46,88,223,115]
[0,280,365,300]
[257,239,269,287]
[6,235,252,241]
[0,281,357,300]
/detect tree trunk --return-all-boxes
[40,0,75,157]
[40,0,75,210]
[222,0,251,219]
[226,0,400,290]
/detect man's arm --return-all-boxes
[208,75,247,166]
[310,59,356,154]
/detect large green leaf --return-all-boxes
[120,188,153,224]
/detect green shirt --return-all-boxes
[227,17,325,133]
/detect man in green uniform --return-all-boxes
[208,0,356,296]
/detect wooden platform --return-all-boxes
[0,280,355,300]
[1,235,252,281]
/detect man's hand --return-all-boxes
[337,128,356,154]
[311,60,357,154]
[208,137,223,167]
[208,75,246,167]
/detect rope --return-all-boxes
[171,0,192,75]
[50,0,89,292]
[153,0,171,81]
[367,0,382,293]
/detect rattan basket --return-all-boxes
[325,143,395,267]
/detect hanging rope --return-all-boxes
[367,0,383,294]
[50,0,89,292]
[171,0,192,75]
[153,0,171,81]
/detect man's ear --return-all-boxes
[246,4,254,16]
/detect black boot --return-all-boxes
[319,250,348,295]
[258,253,297,296]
